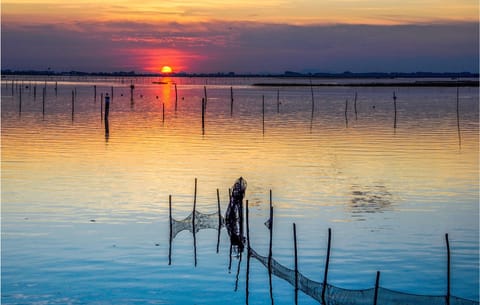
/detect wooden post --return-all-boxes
[55,82,58,96]
[446,233,451,305]
[246,199,250,305]
[162,102,165,124]
[456,88,461,148]
[277,89,280,113]
[11,80,14,96]
[268,190,274,305]
[322,228,332,305]
[169,195,173,265]
[19,88,22,115]
[216,188,221,253]
[393,91,397,129]
[230,86,234,117]
[293,223,298,305]
[42,87,46,116]
[310,80,315,118]
[94,85,97,102]
[354,92,358,120]
[373,271,380,305]
[204,86,208,109]
[71,90,75,120]
[104,94,110,122]
[175,83,178,112]
[34,85,37,100]
[100,93,104,122]
[345,99,349,128]
[111,86,114,102]
[262,95,265,134]
[201,98,205,135]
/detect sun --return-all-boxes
[161,66,173,74]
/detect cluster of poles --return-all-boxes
[166,179,462,305]
[5,80,463,147]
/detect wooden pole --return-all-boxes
[373,271,380,305]
[71,90,75,120]
[354,92,358,120]
[175,83,178,112]
[162,102,165,124]
[262,95,265,134]
[169,195,172,265]
[34,85,37,100]
[277,89,280,113]
[104,94,110,122]
[268,190,274,305]
[310,79,315,118]
[100,93,104,122]
[456,88,461,148]
[230,86,234,117]
[293,223,298,305]
[111,86,114,102]
[446,233,451,305]
[94,85,97,102]
[246,199,250,305]
[393,91,397,129]
[216,188,221,253]
[42,87,46,116]
[19,88,22,116]
[322,228,332,305]
[201,98,205,135]
[55,82,58,97]
[204,86,208,109]
[345,99,349,128]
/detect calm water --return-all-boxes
[1,76,479,304]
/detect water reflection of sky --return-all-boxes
[1,77,479,304]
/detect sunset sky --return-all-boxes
[2,0,479,73]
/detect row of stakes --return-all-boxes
[7,80,462,138]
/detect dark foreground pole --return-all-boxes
[192,177,197,266]
[322,228,332,305]
[293,223,298,305]
[268,190,274,305]
[216,188,221,253]
[246,200,251,305]
[201,98,205,135]
[71,90,75,120]
[262,95,265,134]
[230,86,234,117]
[373,271,381,305]
[446,233,451,305]
[175,83,178,111]
[169,195,173,265]
[393,91,397,129]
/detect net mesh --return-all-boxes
[249,248,479,305]
[171,210,223,239]
[169,193,478,305]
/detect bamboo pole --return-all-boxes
[354,91,358,120]
[216,188,221,253]
[322,228,332,305]
[175,83,178,112]
[393,91,397,129]
[71,90,75,120]
[293,223,298,305]
[230,86,234,117]
[201,98,205,135]
[168,195,173,265]
[446,233,451,305]
[268,190,274,305]
[373,271,381,305]
[262,95,265,134]
[246,199,251,305]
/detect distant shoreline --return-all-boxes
[253,80,479,87]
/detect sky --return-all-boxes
[1,0,479,73]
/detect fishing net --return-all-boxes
[249,248,479,305]
[171,210,223,239]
